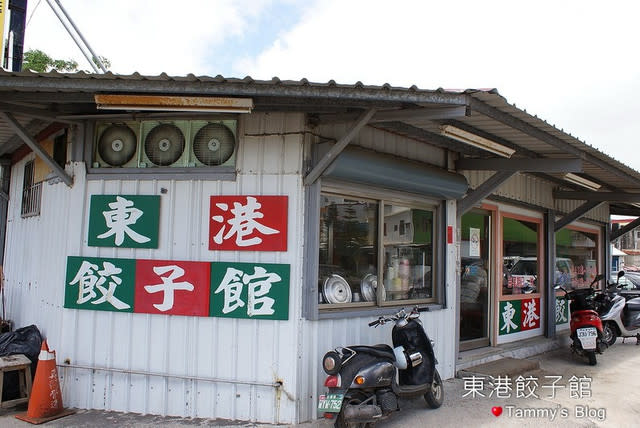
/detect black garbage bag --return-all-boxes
[0,324,42,402]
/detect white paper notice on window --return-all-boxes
[469,228,480,257]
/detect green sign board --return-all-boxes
[498,300,522,335]
[88,195,160,248]
[65,256,136,312]
[555,296,569,325]
[210,262,290,320]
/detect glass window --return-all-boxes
[318,193,435,308]
[502,217,540,295]
[383,204,433,302]
[319,195,378,305]
[556,228,598,289]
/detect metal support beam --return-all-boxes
[0,102,79,124]
[456,157,582,173]
[554,201,603,231]
[373,122,485,155]
[469,98,640,188]
[457,171,515,216]
[544,209,556,338]
[604,224,611,281]
[0,112,73,187]
[317,106,467,124]
[304,108,376,186]
[609,206,640,216]
[553,191,640,202]
[611,216,640,241]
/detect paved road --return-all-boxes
[1,340,639,427]
[360,338,640,428]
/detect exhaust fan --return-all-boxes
[192,123,235,166]
[93,119,237,169]
[143,123,186,166]
[97,124,137,167]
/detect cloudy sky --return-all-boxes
[16,0,640,171]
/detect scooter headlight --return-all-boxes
[322,351,342,375]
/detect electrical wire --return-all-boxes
[26,0,44,28]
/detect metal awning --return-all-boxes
[0,69,640,215]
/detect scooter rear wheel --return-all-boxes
[424,369,444,409]
[335,392,373,428]
[587,351,597,366]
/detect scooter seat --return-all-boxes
[626,297,640,311]
[349,344,396,361]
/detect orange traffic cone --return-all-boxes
[15,340,75,424]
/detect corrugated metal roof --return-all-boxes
[0,69,639,194]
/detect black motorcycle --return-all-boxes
[318,307,443,427]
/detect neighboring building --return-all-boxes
[1,70,640,424]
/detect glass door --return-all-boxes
[460,210,492,350]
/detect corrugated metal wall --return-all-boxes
[464,171,609,223]
[316,123,447,167]
[296,123,460,421]
[4,113,306,424]
[554,198,609,223]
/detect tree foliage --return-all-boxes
[22,49,78,72]
[22,49,111,73]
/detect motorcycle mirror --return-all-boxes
[618,270,625,278]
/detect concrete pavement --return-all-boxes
[1,339,639,427]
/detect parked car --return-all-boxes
[505,257,575,294]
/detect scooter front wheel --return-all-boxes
[424,369,444,409]
[602,322,618,347]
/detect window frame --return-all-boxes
[303,179,446,320]
[21,159,42,218]
[499,212,544,301]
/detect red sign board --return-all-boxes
[520,297,541,331]
[209,195,288,251]
[134,260,211,316]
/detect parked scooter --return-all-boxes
[596,271,640,346]
[556,274,607,366]
[318,306,443,427]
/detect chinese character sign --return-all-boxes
[88,195,160,248]
[134,260,211,316]
[210,262,290,320]
[499,300,521,335]
[65,257,290,320]
[555,296,569,325]
[209,196,288,251]
[65,256,136,312]
[499,298,542,335]
[521,298,541,330]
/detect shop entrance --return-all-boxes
[459,209,492,350]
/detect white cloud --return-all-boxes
[238,0,640,170]
[24,0,272,75]
[18,0,640,171]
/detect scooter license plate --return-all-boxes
[318,393,344,413]
[577,327,597,350]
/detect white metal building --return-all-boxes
[1,70,640,424]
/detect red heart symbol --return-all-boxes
[491,406,503,417]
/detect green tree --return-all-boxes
[22,49,111,73]
[22,49,78,72]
